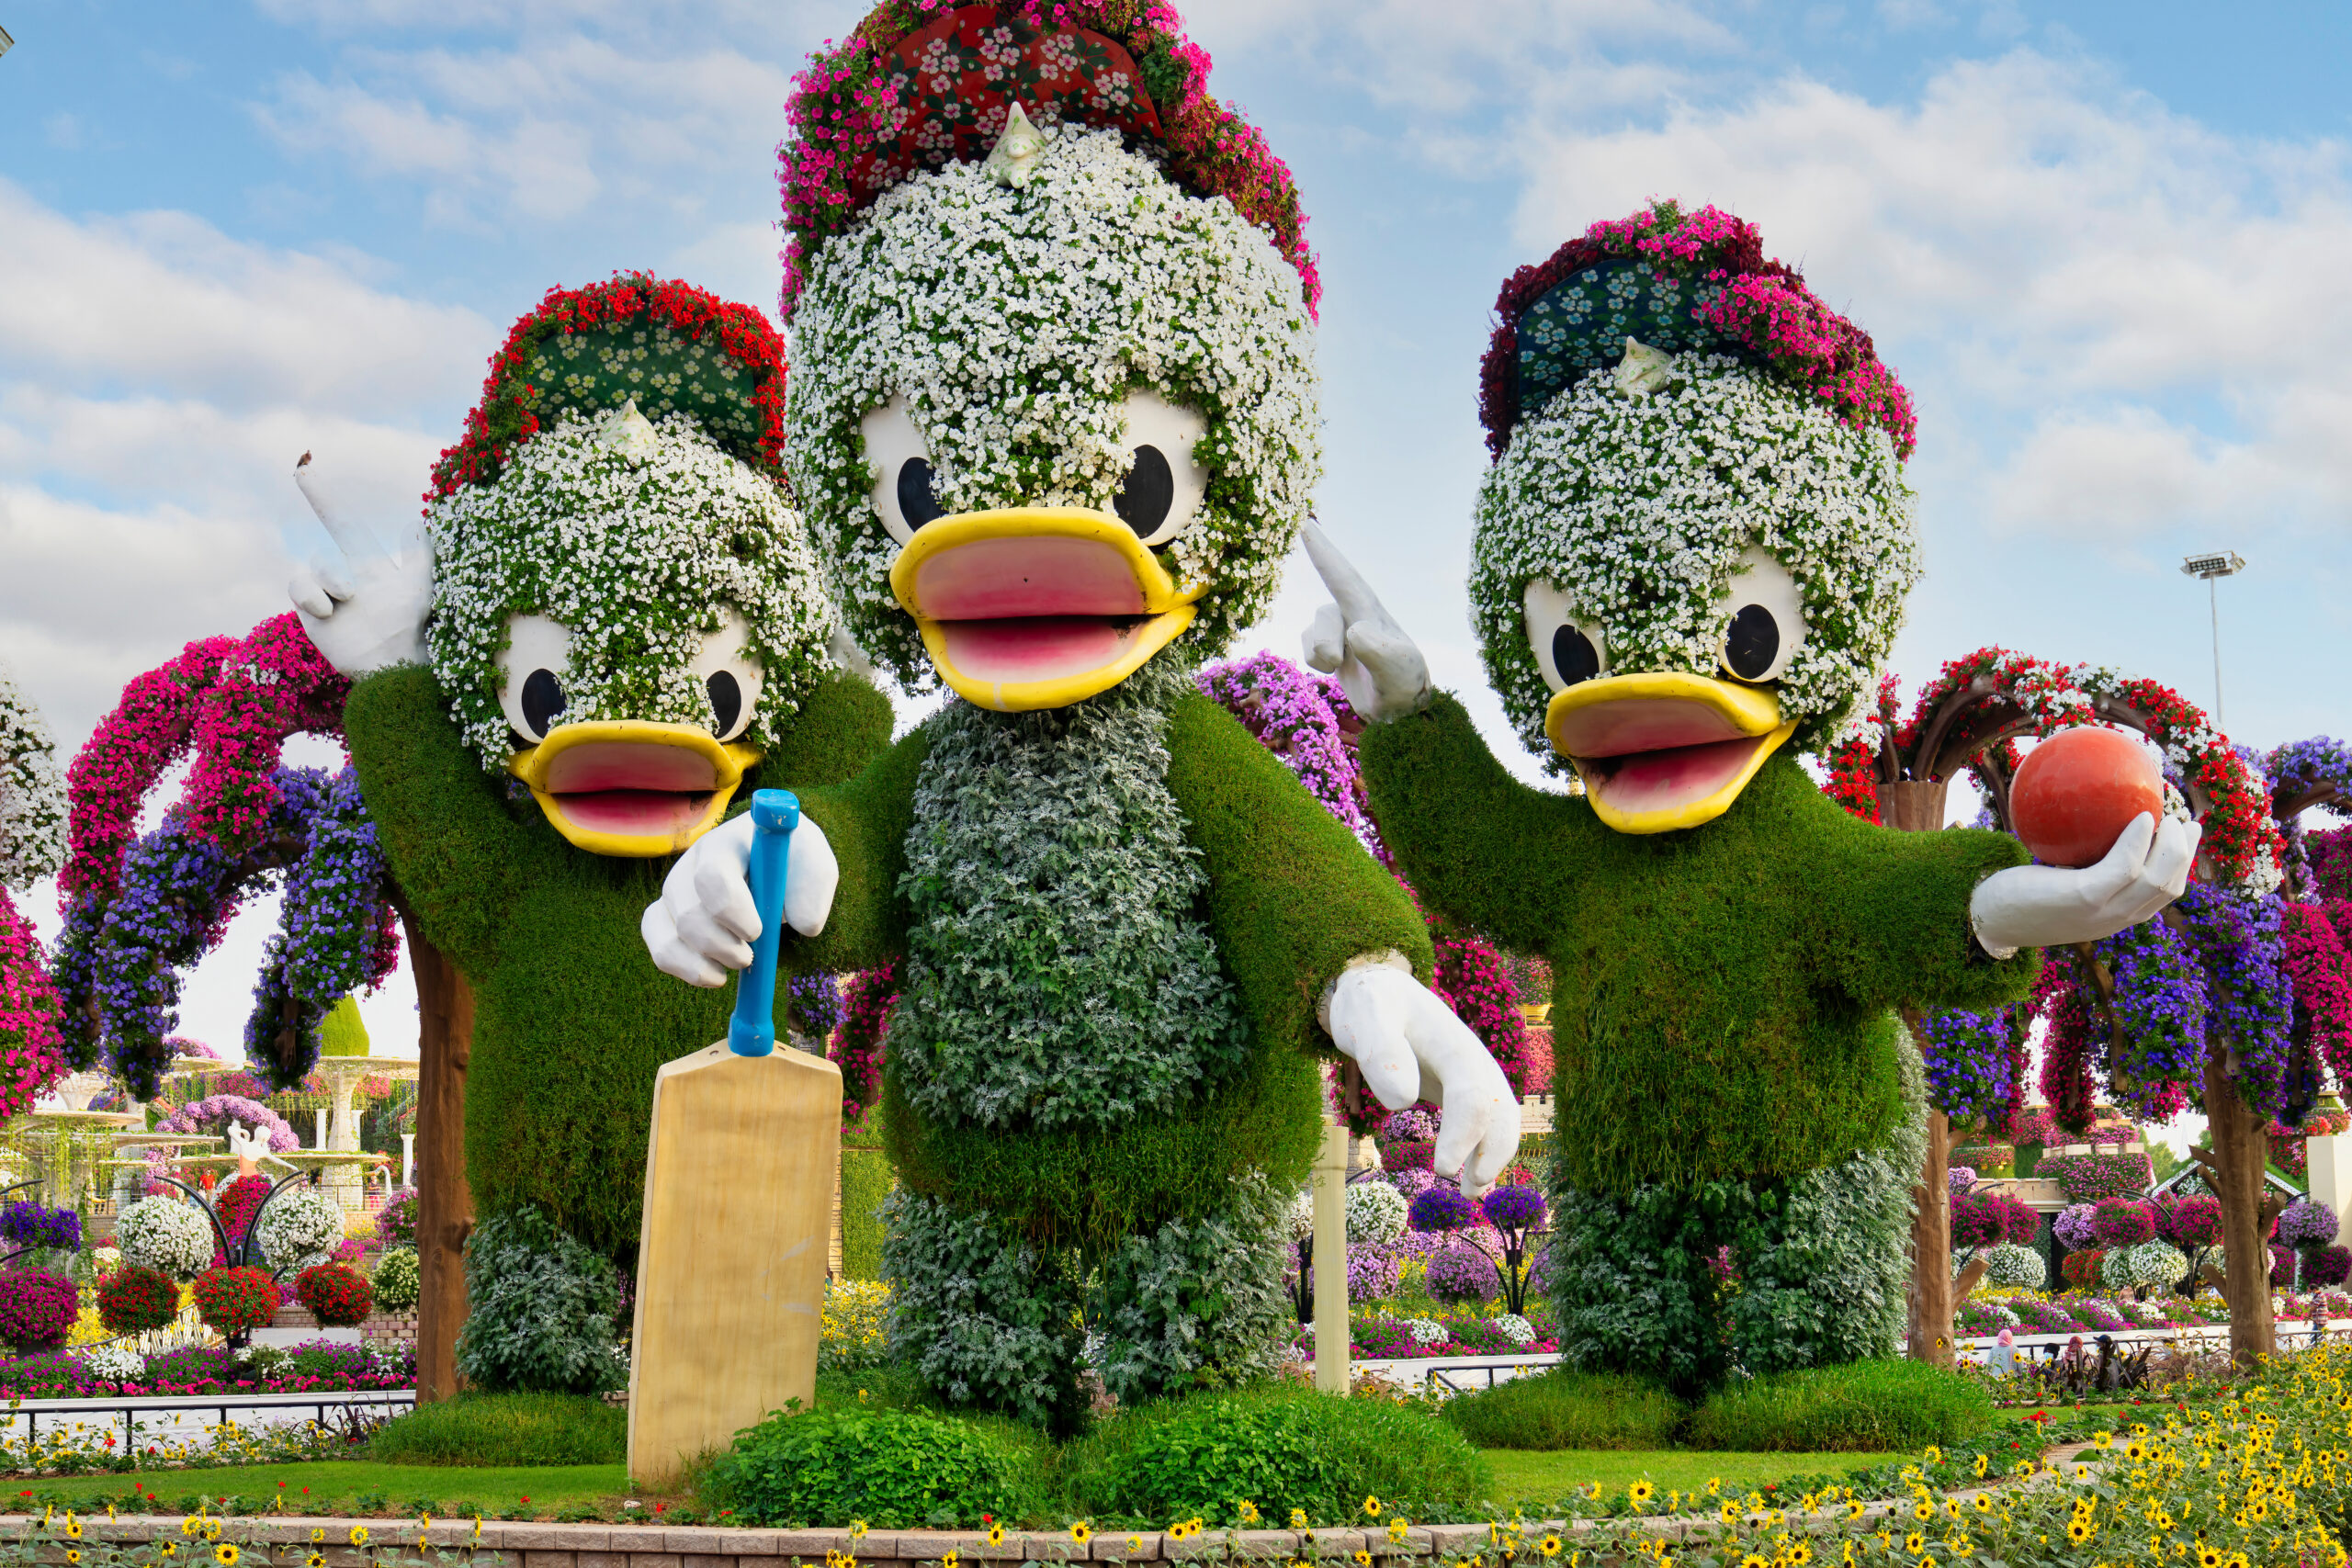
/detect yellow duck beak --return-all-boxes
[507,720,762,857]
[889,507,1204,712]
[1545,672,1797,834]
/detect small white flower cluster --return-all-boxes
[2101,1240,2190,1291]
[1345,1180,1408,1246]
[1404,1317,1446,1346]
[1971,1301,2024,1328]
[1492,1313,1537,1348]
[1470,353,1919,764]
[0,656,65,891]
[788,123,1320,691]
[74,1345,146,1382]
[117,1197,214,1280]
[256,1185,345,1273]
[1283,1186,1314,1241]
[1980,1241,2049,1290]
[427,404,836,771]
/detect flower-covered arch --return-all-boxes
[0,657,69,1117]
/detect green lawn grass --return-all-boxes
[0,1463,632,1516]
[1482,1450,1905,1506]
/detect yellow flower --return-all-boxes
[66,1520,81,1540]
[349,1529,368,1547]
[215,1547,240,1566]
[1913,1502,1934,1522]
[1129,1539,1142,1555]
[1071,1523,1092,1545]
[2097,1431,2114,1449]
[308,1557,325,1568]
[1926,1447,1942,1464]
[65,1552,79,1564]
[988,1526,1006,1548]
[944,1553,961,1568]
[2069,1521,2093,1543]
[1973,1455,1989,1479]
[1904,1534,1925,1554]
[180,1521,200,1539]
[851,1521,870,1543]
[1972,1496,1991,1514]
[1539,1539,1562,1560]
[2075,1465,2093,1482]
[1291,1510,1308,1530]
[1742,1557,1770,1568]
[1388,1521,1409,1546]
[311,1531,325,1545]
[1630,1480,1656,1505]
[1790,1546,1812,1565]
[1846,1503,1864,1520]
[1354,1555,1372,1567]
[419,1515,434,1531]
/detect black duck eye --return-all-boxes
[1114,446,1175,538]
[897,457,944,529]
[519,668,566,740]
[1551,625,1600,687]
[706,670,742,736]
[1723,604,1781,681]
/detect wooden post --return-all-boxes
[2201,1045,2278,1373]
[401,911,474,1405]
[1311,1119,1350,1393]
[1880,779,1961,1367]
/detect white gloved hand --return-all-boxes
[640,810,840,986]
[285,455,434,676]
[1299,521,1430,723]
[1322,959,1521,1190]
[1968,812,2201,959]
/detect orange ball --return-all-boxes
[2010,727,2165,868]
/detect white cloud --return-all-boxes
[1506,50,2352,540]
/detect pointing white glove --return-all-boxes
[1322,958,1521,1190]
[1968,812,2201,960]
[285,456,434,676]
[1299,521,1430,723]
[640,810,840,987]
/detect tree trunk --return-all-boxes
[401,908,475,1404]
[1882,779,1958,1366]
[2202,1044,2278,1374]
[1906,1109,1955,1365]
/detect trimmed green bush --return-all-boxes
[1069,1384,1490,1526]
[1685,1359,1994,1453]
[1439,1370,1683,1451]
[367,1391,624,1466]
[703,1405,1046,1528]
[455,1206,627,1395]
[839,1148,892,1281]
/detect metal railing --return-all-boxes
[0,1392,415,1454]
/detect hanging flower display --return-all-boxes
[0,657,71,1119]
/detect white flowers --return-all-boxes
[2101,1240,2190,1291]
[1345,1181,1408,1246]
[0,656,64,891]
[1405,1317,1446,1346]
[1493,1313,1537,1348]
[1980,1242,2049,1290]
[1471,352,1919,765]
[117,1197,214,1280]
[426,404,836,772]
[75,1345,146,1382]
[787,122,1320,692]
[255,1185,344,1273]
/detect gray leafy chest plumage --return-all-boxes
[887,663,1251,1133]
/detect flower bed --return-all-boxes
[0,1339,410,1400]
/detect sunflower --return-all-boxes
[1926,1448,1943,1465]
[65,1520,81,1540]
[311,1530,325,1545]
[216,1547,240,1566]
[1742,1557,1770,1568]
[307,1556,325,1568]
[1070,1523,1092,1545]
[1905,1534,1925,1554]
[179,1521,200,1539]
[1789,1545,1811,1565]
[1238,1503,1261,1526]
[2068,1521,2093,1543]
[988,1525,1006,1548]
[1291,1510,1308,1530]
[1541,1539,1562,1559]
[1364,1497,1383,1519]
[349,1529,369,1547]
[2096,1431,2114,1449]
[65,1551,79,1563]
[1388,1521,1410,1546]
[1354,1553,1373,1567]
[1914,1502,1934,1522]
[1630,1481,1656,1506]
[1973,1455,1989,1479]
[944,1552,960,1568]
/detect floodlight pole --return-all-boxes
[2209,577,2223,735]
[2181,551,2245,736]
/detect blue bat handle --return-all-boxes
[727,789,800,1057]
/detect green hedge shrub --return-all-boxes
[1439,1370,1683,1451]
[454,1206,627,1395]
[840,1148,892,1281]
[367,1391,625,1465]
[703,1405,1046,1528]
[1069,1385,1489,1525]
[1685,1359,1994,1452]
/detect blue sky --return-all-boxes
[2,0,2346,1095]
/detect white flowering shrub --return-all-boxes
[426,405,835,771]
[370,1246,421,1313]
[1405,1318,1446,1346]
[255,1186,344,1273]
[0,657,65,890]
[1345,1181,1408,1246]
[117,1198,213,1279]
[1492,1313,1537,1348]
[1470,353,1918,765]
[787,123,1319,690]
[1283,1187,1314,1241]
[76,1345,146,1382]
[1981,1242,2047,1289]
[2103,1241,2189,1291]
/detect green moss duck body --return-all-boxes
[1306,203,2198,1392]
[643,8,1523,1428]
[291,276,892,1260]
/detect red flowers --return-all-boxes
[295,1263,375,1329]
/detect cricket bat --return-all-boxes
[627,790,842,1485]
